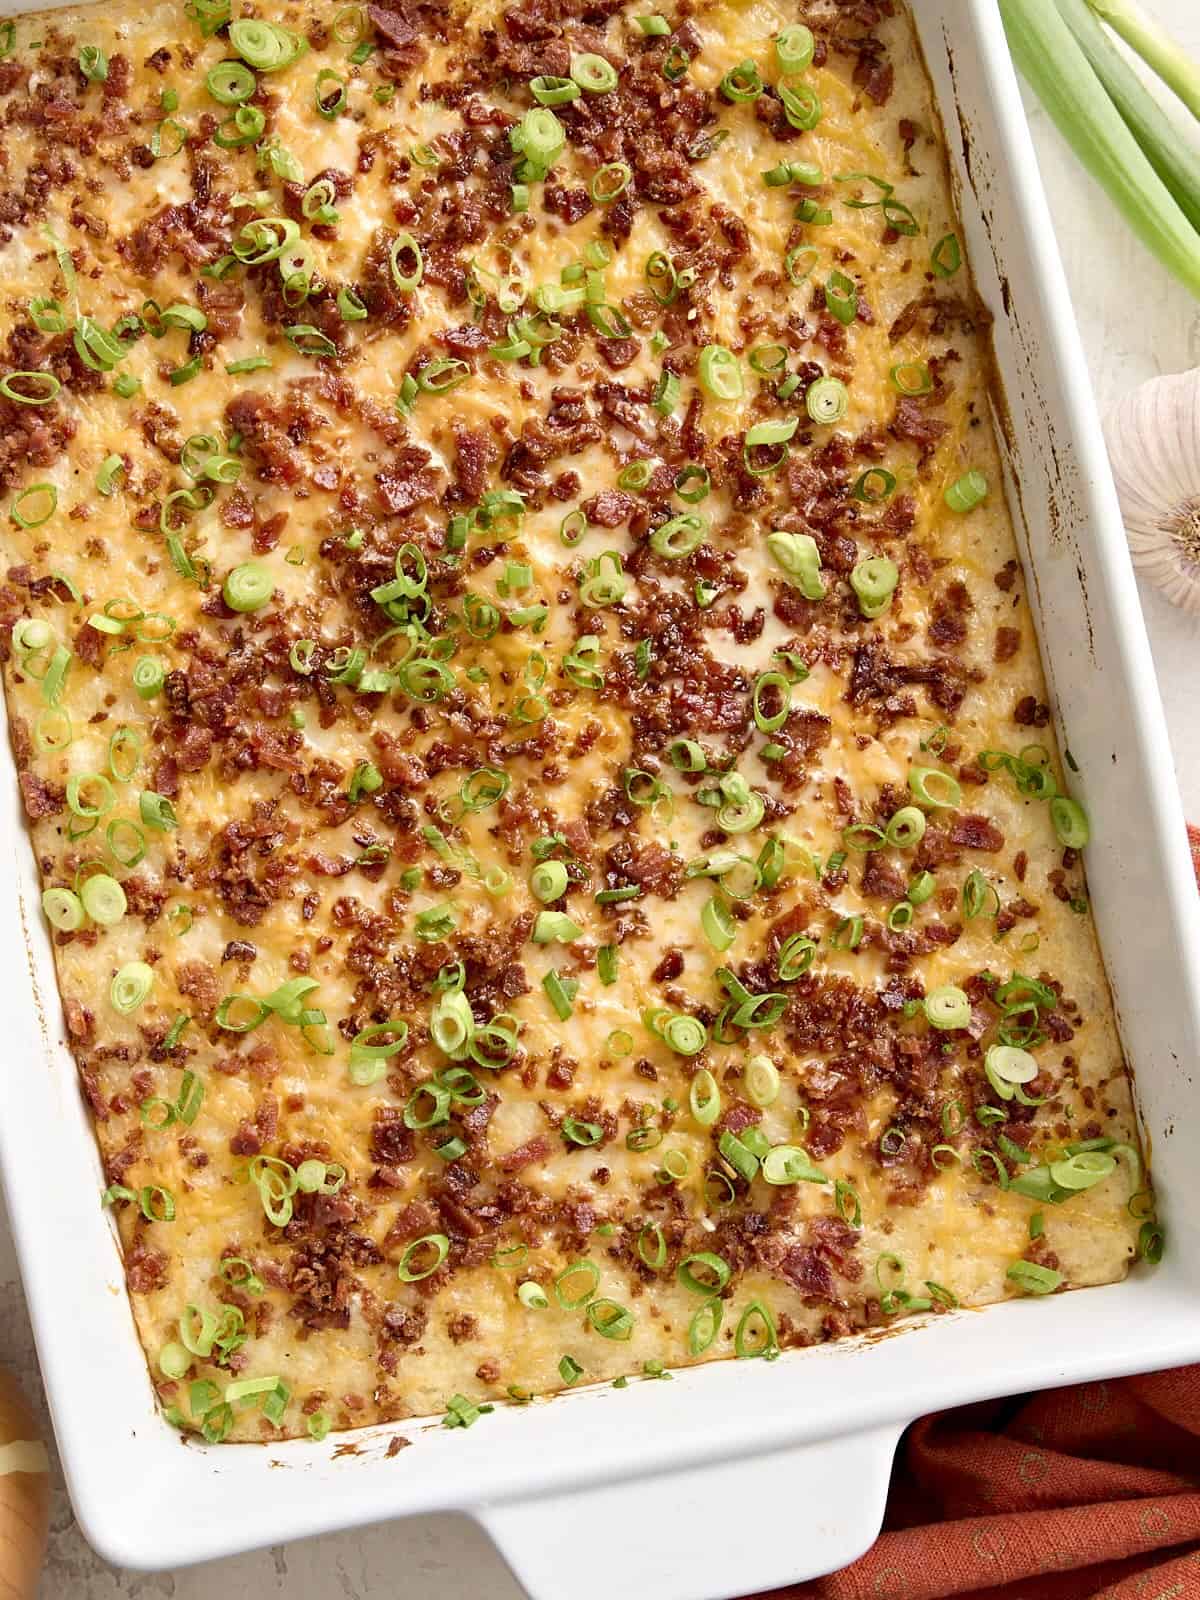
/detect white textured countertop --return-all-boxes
[8,2,1200,1594]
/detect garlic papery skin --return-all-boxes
[1104,369,1200,615]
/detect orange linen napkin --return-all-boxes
[760,827,1200,1600]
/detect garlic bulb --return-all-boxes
[1103,369,1200,614]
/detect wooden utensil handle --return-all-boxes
[0,1370,48,1600]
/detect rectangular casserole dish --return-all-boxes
[1,1,1199,1595]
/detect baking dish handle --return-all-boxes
[474,1421,902,1600]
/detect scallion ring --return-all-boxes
[908,766,962,809]
[851,556,900,619]
[743,417,798,476]
[698,345,742,401]
[924,985,971,1031]
[591,162,631,203]
[111,961,153,1014]
[1050,796,1090,849]
[650,512,707,558]
[719,58,762,102]
[206,59,255,102]
[806,376,849,425]
[314,67,347,118]
[1,371,61,406]
[11,483,56,529]
[734,1299,778,1359]
[223,562,273,613]
[396,1234,450,1282]
[944,470,989,513]
[554,1259,599,1309]
[780,81,821,131]
[775,24,814,71]
[761,1144,828,1185]
[571,52,618,92]
[42,887,84,932]
[586,1299,634,1340]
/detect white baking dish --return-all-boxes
[2,1,1199,1595]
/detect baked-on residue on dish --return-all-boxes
[0,0,1150,1441]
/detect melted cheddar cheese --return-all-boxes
[0,0,1147,1441]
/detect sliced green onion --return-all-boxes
[1049,1150,1116,1191]
[12,483,56,529]
[720,58,762,102]
[554,1259,599,1309]
[510,106,565,179]
[659,1014,707,1056]
[931,232,962,276]
[110,961,154,1016]
[651,512,707,558]
[79,44,109,82]
[785,246,820,286]
[533,911,582,944]
[885,806,926,848]
[1006,1260,1062,1295]
[908,766,962,809]
[777,933,817,980]
[653,368,681,416]
[775,24,815,71]
[734,1299,778,1359]
[530,74,580,106]
[702,896,737,953]
[744,417,798,475]
[1139,1218,1165,1263]
[850,556,899,618]
[806,377,849,425]
[762,1144,828,1185]
[563,1117,602,1147]
[780,81,821,130]
[688,1069,721,1127]
[67,772,115,820]
[229,18,307,71]
[677,1252,731,1297]
[34,710,72,754]
[924,985,971,1030]
[698,345,743,401]
[80,873,126,926]
[852,468,897,504]
[662,43,690,80]
[1050,796,1090,848]
[835,1179,863,1227]
[314,67,347,118]
[572,52,618,92]
[397,1234,450,1282]
[43,887,84,931]
[687,1298,722,1355]
[30,299,67,335]
[207,59,255,102]
[586,1299,634,1340]
[542,969,576,1020]
[767,531,825,599]
[944,470,989,513]
[637,1224,666,1270]
[531,860,569,902]
[591,162,631,202]
[223,562,273,612]
[140,1185,175,1223]
[1,371,61,406]
[824,270,858,325]
[744,1056,779,1109]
